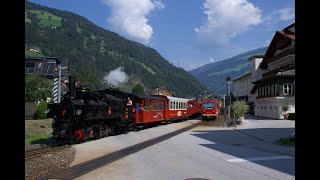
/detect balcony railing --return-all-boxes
[262,63,295,78]
[261,48,295,69]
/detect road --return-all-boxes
[74,116,295,180]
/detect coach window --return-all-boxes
[153,101,156,110]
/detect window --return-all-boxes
[258,87,261,96]
[264,86,267,96]
[203,102,214,109]
[26,63,35,68]
[283,83,293,95]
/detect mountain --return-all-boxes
[189,47,267,95]
[25,1,207,98]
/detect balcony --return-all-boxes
[262,63,295,78]
[261,48,295,69]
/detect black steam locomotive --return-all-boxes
[48,77,134,142]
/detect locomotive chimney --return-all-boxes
[69,76,76,99]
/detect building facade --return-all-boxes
[251,23,295,119]
[232,23,295,119]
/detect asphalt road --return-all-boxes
[75,117,295,180]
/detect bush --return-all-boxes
[231,100,249,120]
[288,113,295,120]
[36,101,48,119]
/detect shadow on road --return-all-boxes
[190,127,295,176]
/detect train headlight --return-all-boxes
[76,109,82,115]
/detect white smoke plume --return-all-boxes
[104,66,129,87]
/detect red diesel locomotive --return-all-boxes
[201,99,220,120]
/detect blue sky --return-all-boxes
[29,0,295,71]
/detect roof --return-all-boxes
[248,55,264,61]
[232,72,251,82]
[278,30,295,40]
[25,56,61,63]
[167,96,189,102]
[259,23,295,69]
[135,95,167,101]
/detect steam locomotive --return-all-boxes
[48,76,202,142]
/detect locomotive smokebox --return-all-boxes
[69,76,76,99]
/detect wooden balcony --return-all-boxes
[262,63,295,78]
[261,48,295,69]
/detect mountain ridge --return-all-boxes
[189,47,267,95]
[25,1,207,98]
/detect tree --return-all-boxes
[231,100,249,121]
[132,83,145,95]
[25,74,53,102]
[281,99,291,119]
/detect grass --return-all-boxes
[277,137,295,146]
[25,50,44,57]
[76,23,83,33]
[25,119,53,145]
[25,12,31,23]
[27,10,62,27]
[208,62,250,76]
[197,115,225,127]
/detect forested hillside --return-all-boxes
[25,1,207,98]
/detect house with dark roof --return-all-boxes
[25,56,68,78]
[250,23,295,119]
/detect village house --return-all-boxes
[233,23,295,119]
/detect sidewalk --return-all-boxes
[233,114,295,157]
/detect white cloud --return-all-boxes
[265,8,295,25]
[209,57,216,62]
[101,0,164,45]
[195,0,262,48]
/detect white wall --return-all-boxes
[234,74,251,98]
[254,96,295,119]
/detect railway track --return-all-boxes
[25,144,71,160]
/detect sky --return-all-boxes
[28,0,295,71]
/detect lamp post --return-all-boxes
[58,65,68,103]
[204,91,207,99]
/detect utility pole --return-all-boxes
[224,76,231,127]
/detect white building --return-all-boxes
[251,23,295,119]
[233,55,264,114]
[233,23,295,119]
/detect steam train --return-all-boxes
[48,77,202,142]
